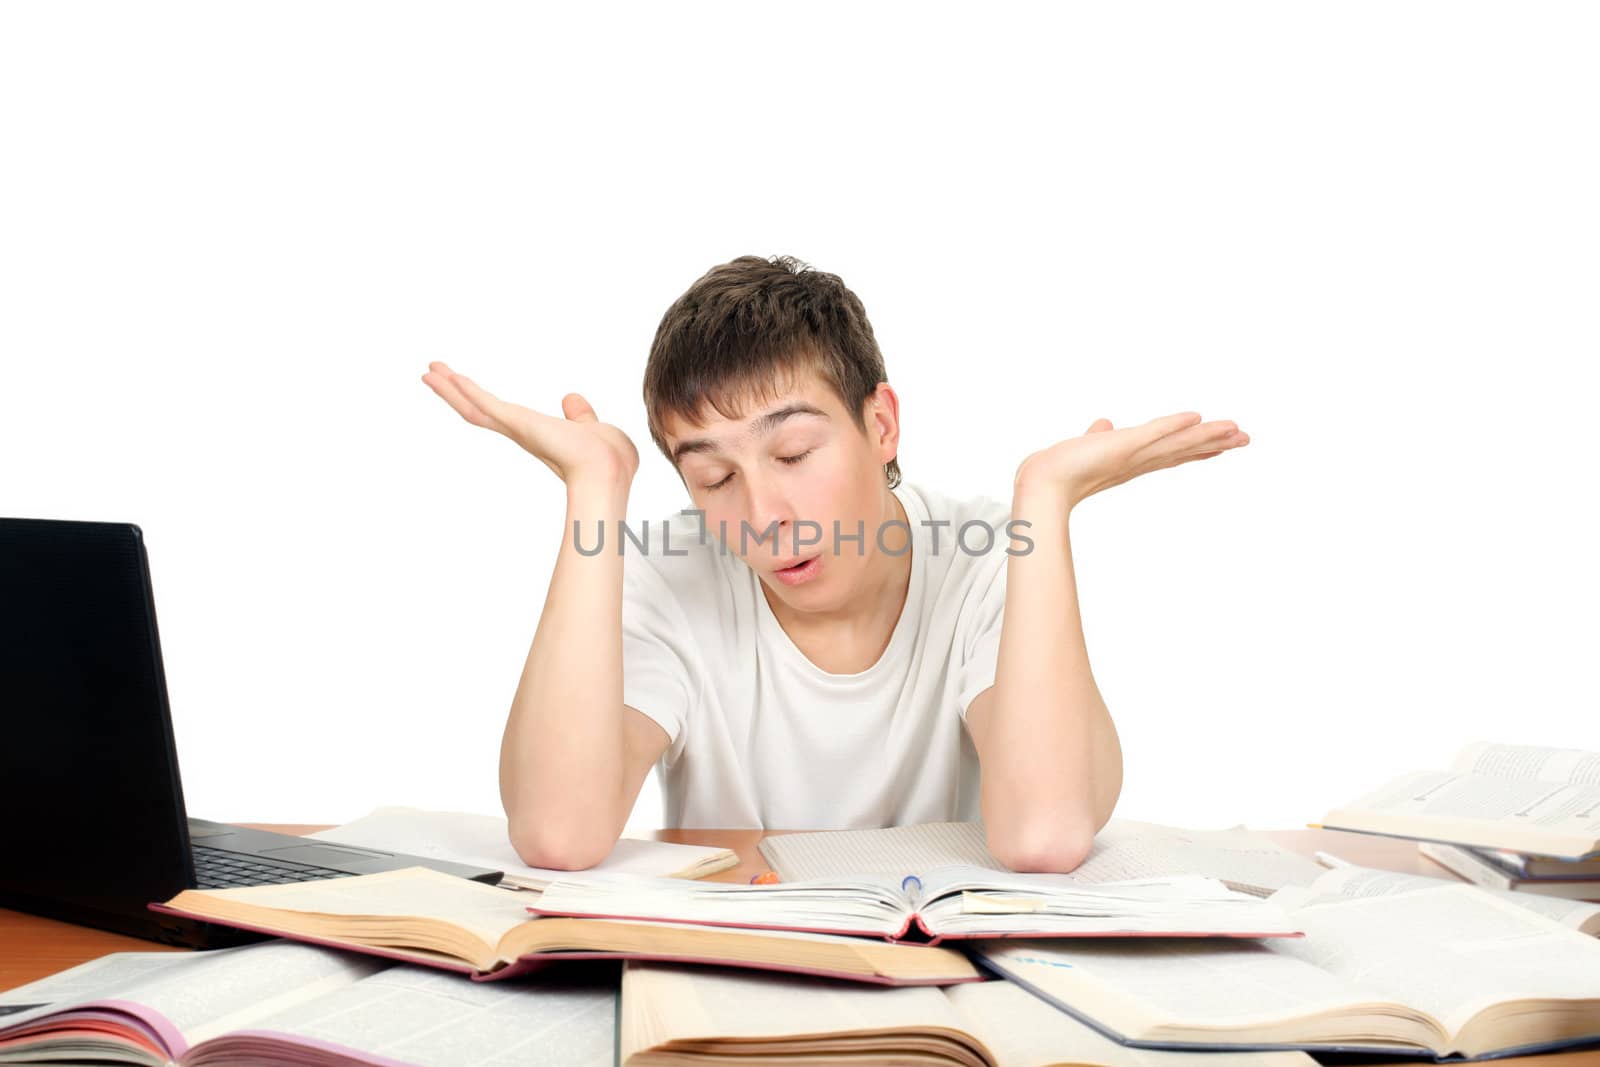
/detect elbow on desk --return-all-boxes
[986,820,1096,875]
[506,818,616,872]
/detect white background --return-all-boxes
[3,2,1595,835]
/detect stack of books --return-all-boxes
[1418,842,1600,900]
[1316,740,1600,910]
[5,805,1600,1064]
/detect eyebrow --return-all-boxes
[671,402,830,465]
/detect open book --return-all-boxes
[149,866,980,986]
[759,818,1327,896]
[1318,740,1600,859]
[972,875,1600,1060]
[308,805,738,889]
[0,939,617,1067]
[1306,853,1600,934]
[531,865,1302,943]
[620,960,1318,1066]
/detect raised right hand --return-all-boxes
[421,361,640,488]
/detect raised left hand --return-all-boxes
[1015,412,1249,507]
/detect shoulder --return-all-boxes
[898,480,1015,575]
[898,479,1011,536]
[619,505,739,613]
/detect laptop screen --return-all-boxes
[0,518,197,926]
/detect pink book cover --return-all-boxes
[145,901,984,986]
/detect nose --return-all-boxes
[744,472,797,557]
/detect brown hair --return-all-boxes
[643,254,901,490]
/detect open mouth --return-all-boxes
[773,555,822,583]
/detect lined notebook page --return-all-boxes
[759,819,1326,895]
[759,823,999,882]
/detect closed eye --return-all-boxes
[703,451,812,492]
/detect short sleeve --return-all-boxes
[953,546,1009,723]
[620,556,695,768]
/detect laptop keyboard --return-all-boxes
[192,844,359,889]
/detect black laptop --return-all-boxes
[0,517,503,948]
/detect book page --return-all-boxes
[944,977,1320,1067]
[310,806,736,888]
[180,865,534,951]
[201,959,617,1067]
[1325,769,1600,856]
[0,941,381,1052]
[1304,861,1600,932]
[912,867,1298,936]
[759,821,1000,880]
[619,960,986,1063]
[1055,820,1327,896]
[760,819,1325,896]
[0,951,219,1034]
[535,870,912,935]
[1451,742,1600,785]
[974,938,1427,1046]
[918,866,1252,907]
[1268,884,1600,1046]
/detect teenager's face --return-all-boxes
[663,369,901,612]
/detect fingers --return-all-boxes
[1085,417,1113,434]
[1146,415,1246,454]
[1144,412,1203,437]
[1165,428,1248,467]
[446,370,512,425]
[422,364,496,429]
[420,363,587,464]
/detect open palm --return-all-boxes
[1017,411,1250,506]
[421,362,640,487]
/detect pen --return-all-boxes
[1313,850,1353,869]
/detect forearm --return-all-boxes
[499,476,632,865]
[978,476,1123,868]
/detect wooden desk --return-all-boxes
[2,826,1595,1065]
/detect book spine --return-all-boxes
[1420,844,1516,891]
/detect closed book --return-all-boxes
[1418,841,1600,911]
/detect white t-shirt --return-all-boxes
[620,480,1015,830]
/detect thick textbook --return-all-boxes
[150,866,981,985]
[973,877,1600,1061]
[618,959,1318,1067]
[1319,740,1600,859]
[531,864,1302,942]
[758,818,1326,897]
[0,940,617,1067]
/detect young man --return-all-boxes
[421,255,1249,873]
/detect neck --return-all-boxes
[762,486,913,670]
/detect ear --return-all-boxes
[864,383,902,465]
